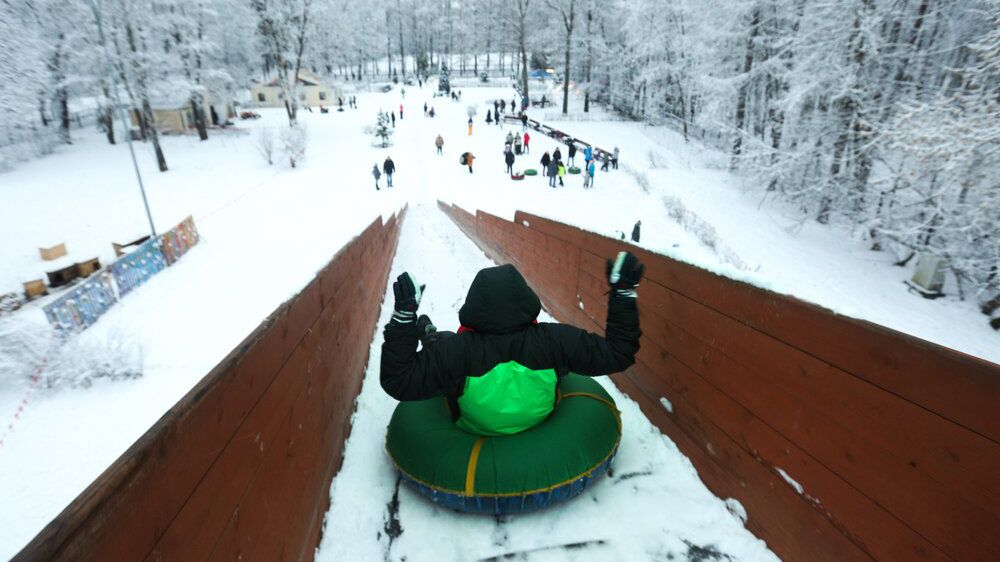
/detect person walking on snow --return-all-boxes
[424,102,428,116]
[546,156,558,188]
[399,104,404,119]
[391,112,396,127]
[383,156,396,187]
[523,132,531,153]
[520,113,528,131]
[372,164,382,190]
[505,150,515,175]
[468,117,474,136]
[612,147,620,170]
[500,99,506,113]
[494,108,501,126]
[380,253,644,437]
[435,134,444,155]
[567,143,577,166]
[584,160,596,188]
[601,154,610,171]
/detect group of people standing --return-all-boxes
[372,156,396,190]
[538,140,620,189]
[503,131,531,174]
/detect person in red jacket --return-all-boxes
[523,132,531,154]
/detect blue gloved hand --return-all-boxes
[391,272,424,323]
[605,251,644,298]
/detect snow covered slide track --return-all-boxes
[14,211,405,562]
[436,202,1000,562]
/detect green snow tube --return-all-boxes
[386,374,621,515]
[524,168,538,176]
[568,166,582,175]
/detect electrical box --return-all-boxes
[910,254,948,297]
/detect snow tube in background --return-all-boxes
[386,374,621,515]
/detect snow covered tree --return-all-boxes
[438,61,450,93]
[282,123,307,167]
[373,111,393,147]
[251,0,313,124]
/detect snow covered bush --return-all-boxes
[255,126,275,165]
[0,317,143,391]
[372,111,393,148]
[282,124,308,168]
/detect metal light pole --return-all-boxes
[87,0,157,237]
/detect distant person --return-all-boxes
[468,117,474,136]
[401,87,406,98]
[584,145,593,165]
[540,151,551,174]
[567,142,577,166]
[400,104,404,119]
[465,151,476,173]
[372,164,382,190]
[511,97,516,112]
[523,132,531,153]
[612,146,620,170]
[501,99,506,113]
[514,133,523,155]
[429,107,436,118]
[553,147,562,163]
[384,156,396,187]
[557,159,565,187]
[486,111,494,124]
[585,160,596,188]
[391,112,396,127]
[435,134,444,155]
[546,156,558,188]
[601,154,610,172]
[424,102,428,116]
[520,113,528,131]
[505,150,515,175]
[506,131,514,145]
[494,100,499,114]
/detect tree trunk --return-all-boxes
[398,0,406,76]
[584,7,592,113]
[142,98,168,172]
[562,30,571,114]
[191,98,208,141]
[518,2,530,101]
[126,20,167,171]
[731,7,759,165]
[58,88,71,144]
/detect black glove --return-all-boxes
[391,272,424,323]
[606,251,644,298]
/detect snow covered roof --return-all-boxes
[258,70,328,88]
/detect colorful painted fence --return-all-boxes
[43,216,199,333]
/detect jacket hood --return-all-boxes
[459,264,540,334]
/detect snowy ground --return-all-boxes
[0,74,995,559]
[315,203,777,562]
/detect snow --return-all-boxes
[0,76,995,559]
[315,203,777,562]
[659,396,674,414]
[775,468,804,496]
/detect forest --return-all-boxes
[0,0,997,319]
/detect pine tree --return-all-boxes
[373,111,393,147]
[438,61,450,93]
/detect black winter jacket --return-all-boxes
[383,159,395,174]
[380,264,641,401]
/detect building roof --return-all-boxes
[258,70,328,89]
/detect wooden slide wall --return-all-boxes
[437,201,1000,562]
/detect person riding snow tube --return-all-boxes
[386,373,620,514]
[380,254,645,514]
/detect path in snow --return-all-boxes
[314,203,777,562]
